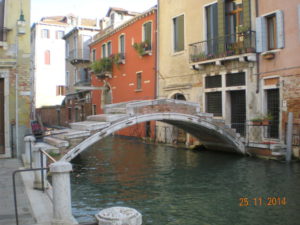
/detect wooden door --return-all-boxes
[0,78,4,153]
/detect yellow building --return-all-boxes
[157,0,258,144]
[0,0,31,158]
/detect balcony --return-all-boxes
[91,57,113,79]
[189,30,256,66]
[68,48,90,64]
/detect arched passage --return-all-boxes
[61,113,245,162]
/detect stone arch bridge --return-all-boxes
[42,99,246,162]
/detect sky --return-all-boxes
[30,0,157,24]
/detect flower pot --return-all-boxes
[252,121,262,126]
[262,120,270,125]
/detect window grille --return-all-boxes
[205,75,221,88]
[206,92,222,116]
[226,72,245,87]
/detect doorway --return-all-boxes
[230,90,246,136]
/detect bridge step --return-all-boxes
[87,114,127,122]
[43,136,69,148]
[70,121,110,131]
[34,142,59,154]
[51,129,91,140]
[104,107,127,114]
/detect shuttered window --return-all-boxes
[256,10,284,52]
[41,29,50,39]
[0,0,4,42]
[173,15,184,52]
[101,44,106,58]
[107,41,112,57]
[136,72,142,90]
[205,75,221,88]
[143,22,152,44]
[56,85,66,96]
[206,92,222,116]
[119,35,125,54]
[44,50,50,64]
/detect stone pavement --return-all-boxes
[0,158,36,225]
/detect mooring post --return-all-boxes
[24,135,35,168]
[286,112,293,162]
[95,206,142,225]
[50,161,74,225]
[33,143,48,190]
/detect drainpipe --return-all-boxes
[155,2,160,99]
[255,0,260,94]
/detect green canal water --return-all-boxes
[71,136,300,225]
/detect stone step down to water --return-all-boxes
[43,136,69,148]
[50,128,91,140]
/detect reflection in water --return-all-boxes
[71,136,300,225]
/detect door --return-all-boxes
[0,78,5,153]
[267,89,279,138]
[231,90,246,136]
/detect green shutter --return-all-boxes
[174,15,184,52]
[276,10,285,49]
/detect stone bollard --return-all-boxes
[24,135,35,168]
[33,143,48,190]
[95,207,142,225]
[50,161,74,225]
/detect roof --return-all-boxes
[106,7,140,17]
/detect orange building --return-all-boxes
[90,7,157,138]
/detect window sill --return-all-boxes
[172,50,185,56]
[0,41,8,49]
[135,89,142,92]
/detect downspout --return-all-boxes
[255,0,260,94]
[155,2,159,99]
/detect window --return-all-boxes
[73,36,78,57]
[56,85,66,96]
[173,15,184,52]
[41,29,50,39]
[266,89,279,138]
[0,0,5,42]
[66,40,70,57]
[119,34,125,54]
[92,49,96,62]
[206,92,222,116]
[267,15,277,50]
[92,104,97,115]
[225,0,243,35]
[74,69,78,84]
[206,3,218,54]
[136,72,142,90]
[143,22,152,50]
[107,41,112,56]
[56,30,65,39]
[256,11,284,52]
[226,72,245,87]
[205,75,221,88]
[66,71,69,87]
[101,43,107,58]
[44,50,50,64]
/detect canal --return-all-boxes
[71,136,300,225]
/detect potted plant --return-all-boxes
[251,117,263,126]
[133,40,151,56]
[262,113,273,125]
[90,57,113,78]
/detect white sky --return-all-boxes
[30,0,157,24]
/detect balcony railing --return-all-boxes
[0,27,11,42]
[74,79,91,87]
[189,30,256,63]
[68,48,90,63]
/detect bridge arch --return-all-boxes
[61,112,245,162]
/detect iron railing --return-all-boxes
[189,30,256,63]
[68,48,90,62]
[0,27,10,42]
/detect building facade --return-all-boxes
[0,0,31,157]
[157,0,258,144]
[256,0,300,152]
[90,7,157,137]
[64,25,100,123]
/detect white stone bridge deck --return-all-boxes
[40,99,285,161]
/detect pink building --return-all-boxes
[256,0,300,143]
